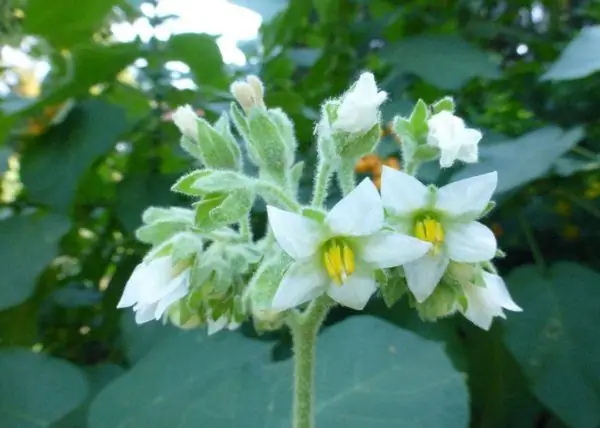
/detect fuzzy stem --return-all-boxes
[290,296,331,428]
[311,161,331,207]
[337,162,356,196]
[239,215,252,241]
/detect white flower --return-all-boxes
[381,167,498,303]
[332,72,387,135]
[172,105,199,141]
[461,271,522,330]
[117,256,190,325]
[267,179,431,311]
[427,111,482,168]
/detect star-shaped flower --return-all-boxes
[381,167,498,302]
[427,111,482,168]
[267,179,431,311]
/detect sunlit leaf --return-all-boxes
[541,26,600,81]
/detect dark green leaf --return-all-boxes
[166,34,227,89]
[21,100,129,212]
[0,349,88,427]
[542,26,600,81]
[504,262,600,428]
[386,35,500,90]
[23,0,122,47]
[89,316,467,427]
[452,126,585,193]
[0,212,70,311]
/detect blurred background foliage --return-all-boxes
[1,0,600,427]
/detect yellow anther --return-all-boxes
[342,244,355,276]
[323,241,356,285]
[414,217,444,254]
[323,252,341,285]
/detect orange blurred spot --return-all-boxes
[355,154,381,174]
[491,223,503,238]
[26,119,45,136]
[383,156,401,170]
[373,176,381,190]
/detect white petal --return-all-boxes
[461,285,495,330]
[153,271,190,320]
[482,272,522,312]
[117,264,143,308]
[446,222,497,262]
[461,282,505,330]
[119,257,173,307]
[333,73,387,134]
[357,231,431,268]
[456,129,481,163]
[271,257,329,311]
[436,172,497,217]
[134,303,158,324]
[380,167,429,215]
[326,178,383,237]
[326,265,376,310]
[207,316,228,335]
[267,206,323,259]
[404,254,449,302]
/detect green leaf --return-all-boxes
[503,263,600,428]
[541,26,600,81]
[166,34,227,89]
[89,316,467,427]
[452,126,585,193]
[0,348,88,427]
[120,312,179,364]
[386,35,500,90]
[20,100,130,212]
[23,0,121,47]
[115,172,179,233]
[0,212,70,311]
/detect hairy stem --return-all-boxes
[289,296,331,428]
[239,215,252,241]
[337,162,356,196]
[311,161,331,207]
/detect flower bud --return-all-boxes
[231,75,265,112]
[172,105,199,141]
[415,282,460,322]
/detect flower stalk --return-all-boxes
[289,296,332,428]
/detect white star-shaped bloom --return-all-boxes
[267,179,431,311]
[381,167,498,302]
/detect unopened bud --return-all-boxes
[231,75,265,112]
[172,105,199,141]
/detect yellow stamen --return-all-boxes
[342,244,355,276]
[323,252,341,285]
[323,241,356,285]
[414,217,444,254]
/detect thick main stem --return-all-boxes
[337,162,355,196]
[290,297,331,428]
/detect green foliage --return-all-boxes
[504,263,600,428]
[1,0,600,427]
[542,26,600,81]
[0,348,88,427]
[89,317,467,428]
[0,212,70,310]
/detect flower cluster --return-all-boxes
[117,71,521,334]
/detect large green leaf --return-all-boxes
[0,212,70,311]
[0,348,89,427]
[20,100,129,212]
[452,126,584,193]
[23,0,122,47]
[542,26,600,81]
[89,316,467,428]
[385,35,500,90]
[165,34,227,89]
[503,263,600,428]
